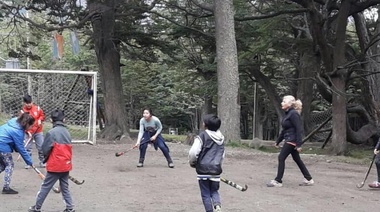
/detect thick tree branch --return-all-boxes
[350,0,380,15]
[288,0,308,8]
[148,10,213,38]
[189,0,213,13]
[235,8,309,21]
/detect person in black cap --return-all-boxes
[29,109,75,212]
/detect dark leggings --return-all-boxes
[275,142,312,183]
[375,154,380,182]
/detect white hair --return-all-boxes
[283,95,302,114]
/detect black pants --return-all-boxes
[375,154,380,182]
[275,142,312,183]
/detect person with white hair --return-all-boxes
[267,95,314,187]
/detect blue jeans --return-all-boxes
[139,132,172,163]
[25,132,45,163]
[198,179,221,212]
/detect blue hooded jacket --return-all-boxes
[0,118,33,165]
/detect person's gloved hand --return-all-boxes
[374,149,380,155]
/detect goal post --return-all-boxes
[0,68,98,144]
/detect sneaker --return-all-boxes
[266,179,283,187]
[28,205,41,212]
[25,165,31,169]
[63,209,75,212]
[214,205,222,212]
[2,187,18,194]
[168,162,174,168]
[299,178,314,186]
[137,162,143,168]
[368,181,380,188]
[39,162,46,168]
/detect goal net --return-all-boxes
[0,68,98,144]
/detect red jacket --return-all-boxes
[21,104,45,134]
[42,122,72,172]
[46,142,72,172]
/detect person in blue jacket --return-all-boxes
[0,113,35,194]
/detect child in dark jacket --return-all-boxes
[29,109,75,212]
[189,114,225,212]
[368,139,380,188]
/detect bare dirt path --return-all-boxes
[3,141,380,212]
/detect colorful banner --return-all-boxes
[70,31,80,55]
[54,33,64,58]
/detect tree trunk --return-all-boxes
[199,95,213,131]
[343,12,380,145]
[297,48,319,136]
[330,1,351,155]
[214,0,240,142]
[89,1,130,141]
[249,66,283,136]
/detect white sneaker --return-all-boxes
[266,179,282,187]
[24,165,31,169]
[368,181,380,188]
[214,205,222,212]
[39,162,46,168]
[299,178,314,186]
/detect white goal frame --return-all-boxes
[0,68,98,144]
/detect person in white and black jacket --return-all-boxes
[368,139,380,188]
[189,114,225,212]
[267,95,314,188]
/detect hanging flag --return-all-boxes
[52,37,59,59]
[70,31,80,55]
[55,33,64,58]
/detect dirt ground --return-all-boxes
[3,141,380,212]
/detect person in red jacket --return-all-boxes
[28,109,75,212]
[21,94,46,168]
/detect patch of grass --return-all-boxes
[225,141,242,148]
[256,146,280,153]
[163,134,187,143]
[345,147,374,160]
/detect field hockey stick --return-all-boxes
[115,137,152,157]
[220,177,248,192]
[17,125,41,162]
[16,133,34,162]
[69,175,85,185]
[44,175,85,194]
[32,166,61,193]
[356,154,376,188]
[115,146,135,157]
[16,136,33,162]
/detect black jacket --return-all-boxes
[196,131,225,175]
[276,107,302,147]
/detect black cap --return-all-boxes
[51,109,65,122]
